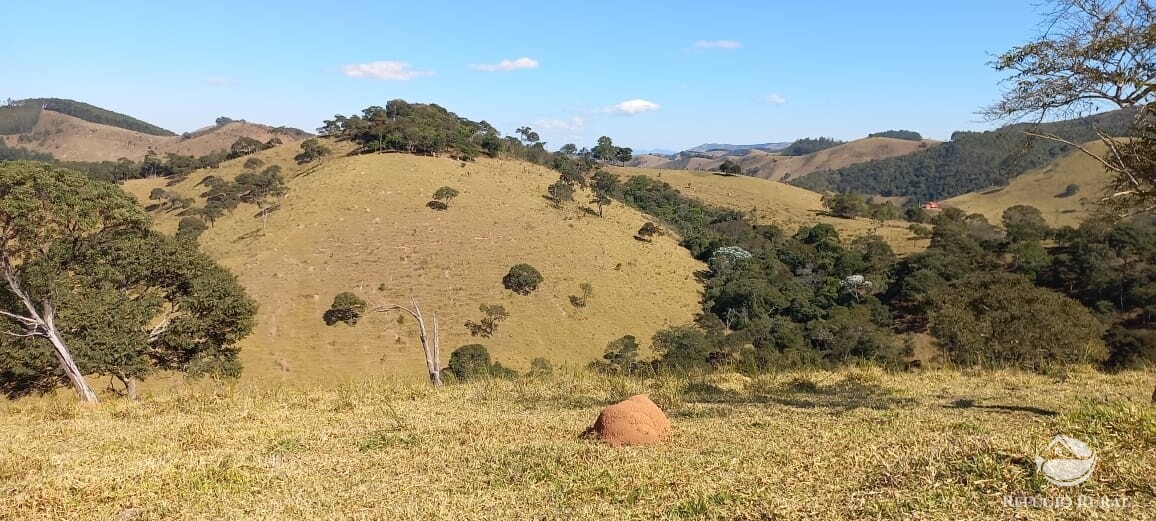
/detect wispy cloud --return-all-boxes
[470,57,539,72]
[340,61,434,80]
[693,40,742,50]
[766,93,787,105]
[206,76,235,86]
[534,116,585,132]
[606,99,661,115]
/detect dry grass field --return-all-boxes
[944,142,1113,228]
[121,145,705,383]
[0,111,303,162]
[610,166,931,255]
[1,367,1152,520]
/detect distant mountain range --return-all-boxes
[686,142,792,153]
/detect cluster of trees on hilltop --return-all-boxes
[318,100,499,160]
[592,173,1156,373]
[868,130,922,141]
[791,108,1137,201]
[781,137,844,156]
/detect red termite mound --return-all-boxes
[591,394,670,447]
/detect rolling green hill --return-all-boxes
[3,98,176,136]
[792,108,1137,201]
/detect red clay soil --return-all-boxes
[592,394,671,447]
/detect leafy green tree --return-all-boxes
[228,136,264,159]
[570,282,594,307]
[295,138,332,164]
[445,344,516,380]
[323,292,368,326]
[0,164,257,401]
[464,304,509,338]
[821,193,868,218]
[1060,183,1080,197]
[590,335,647,375]
[592,136,616,162]
[719,159,743,175]
[559,143,578,156]
[447,344,492,379]
[235,166,288,233]
[930,272,1107,371]
[654,325,711,371]
[0,161,149,401]
[547,180,574,208]
[503,264,543,295]
[614,146,633,166]
[176,216,208,242]
[636,222,661,242]
[1002,204,1050,243]
[433,186,460,206]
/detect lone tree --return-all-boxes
[464,304,508,338]
[984,0,1155,215]
[0,161,256,401]
[295,138,332,164]
[503,264,543,295]
[547,180,574,208]
[324,292,368,326]
[636,222,661,242]
[236,165,288,234]
[433,186,460,207]
[719,159,743,175]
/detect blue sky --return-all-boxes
[2,1,1047,151]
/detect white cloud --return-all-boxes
[766,93,787,105]
[693,40,742,50]
[534,116,585,132]
[206,77,235,86]
[470,57,539,72]
[340,61,434,80]
[607,99,661,115]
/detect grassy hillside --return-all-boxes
[121,145,705,382]
[610,166,930,255]
[2,367,1152,519]
[633,137,933,181]
[28,98,175,136]
[793,109,1136,201]
[749,137,935,181]
[944,142,1113,227]
[0,112,304,162]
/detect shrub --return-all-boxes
[528,357,553,376]
[243,157,265,170]
[446,344,517,380]
[176,216,207,241]
[503,264,543,295]
[636,222,661,242]
[1059,183,1080,198]
[323,292,368,326]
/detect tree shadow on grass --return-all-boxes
[682,376,917,413]
[945,398,1057,417]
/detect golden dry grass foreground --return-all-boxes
[121,144,705,383]
[1,368,1153,520]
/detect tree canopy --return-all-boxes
[0,161,255,401]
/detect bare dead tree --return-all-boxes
[984,0,1156,215]
[360,290,442,386]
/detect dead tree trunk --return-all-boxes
[0,262,99,403]
[371,297,443,387]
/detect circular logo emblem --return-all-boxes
[1034,434,1097,487]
